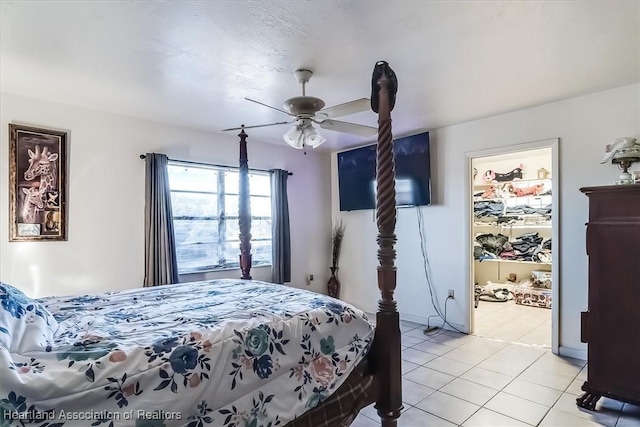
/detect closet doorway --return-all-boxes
[467,139,559,353]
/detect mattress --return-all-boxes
[0,279,374,426]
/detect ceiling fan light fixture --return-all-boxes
[303,125,326,148]
[283,126,304,149]
[283,122,327,149]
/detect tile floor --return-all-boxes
[352,320,640,427]
[474,299,551,348]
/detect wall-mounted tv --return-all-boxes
[337,132,431,211]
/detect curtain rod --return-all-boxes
[139,154,292,176]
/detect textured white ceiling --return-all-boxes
[1,1,638,151]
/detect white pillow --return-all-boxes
[0,283,58,353]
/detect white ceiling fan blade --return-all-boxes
[221,121,292,131]
[245,97,291,116]
[317,119,377,137]
[316,98,370,119]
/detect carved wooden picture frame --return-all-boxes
[9,124,68,241]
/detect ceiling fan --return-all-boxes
[222,69,377,149]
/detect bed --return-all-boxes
[0,61,402,426]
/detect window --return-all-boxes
[167,162,272,274]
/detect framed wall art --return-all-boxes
[9,124,68,241]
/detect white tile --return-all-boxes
[401,335,427,347]
[398,407,457,427]
[539,408,608,426]
[402,378,435,406]
[518,366,576,391]
[531,353,584,377]
[439,378,499,406]
[618,403,640,427]
[482,326,530,343]
[577,365,588,381]
[461,366,515,390]
[516,322,552,347]
[401,320,425,329]
[553,393,622,427]
[502,378,563,407]
[485,391,550,425]
[621,403,640,416]
[430,332,477,347]
[359,403,378,420]
[494,345,545,365]
[403,327,431,339]
[618,414,640,427]
[351,413,380,427]
[442,347,489,366]
[424,328,446,339]
[403,366,455,390]
[458,338,508,356]
[538,350,586,365]
[400,324,417,333]
[565,378,585,396]
[477,354,533,377]
[401,360,420,375]
[412,340,456,356]
[424,356,474,377]
[401,347,437,365]
[415,391,480,425]
[503,343,547,358]
[442,329,471,338]
[462,408,530,427]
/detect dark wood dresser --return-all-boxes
[578,184,640,410]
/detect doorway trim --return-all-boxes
[464,138,560,354]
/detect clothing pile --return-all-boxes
[474,232,552,263]
[504,204,552,216]
[474,201,505,218]
[474,200,551,222]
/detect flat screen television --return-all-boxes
[337,132,431,211]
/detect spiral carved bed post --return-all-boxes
[372,61,402,426]
[238,127,252,280]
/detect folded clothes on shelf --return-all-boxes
[474,201,504,217]
[505,204,552,216]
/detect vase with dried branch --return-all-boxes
[328,220,345,298]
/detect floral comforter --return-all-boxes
[0,279,374,427]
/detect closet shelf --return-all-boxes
[474,223,552,229]
[473,196,551,202]
[475,259,552,265]
[473,178,552,189]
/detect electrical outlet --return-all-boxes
[306,274,314,286]
[309,274,314,281]
[448,289,455,298]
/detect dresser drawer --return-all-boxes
[585,186,640,222]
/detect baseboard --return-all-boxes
[400,313,468,334]
[559,345,587,361]
[361,311,468,334]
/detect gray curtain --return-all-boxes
[144,153,179,286]
[270,169,291,284]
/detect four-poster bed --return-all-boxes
[237,61,403,426]
[0,62,403,427]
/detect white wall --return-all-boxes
[332,83,640,357]
[0,93,333,297]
